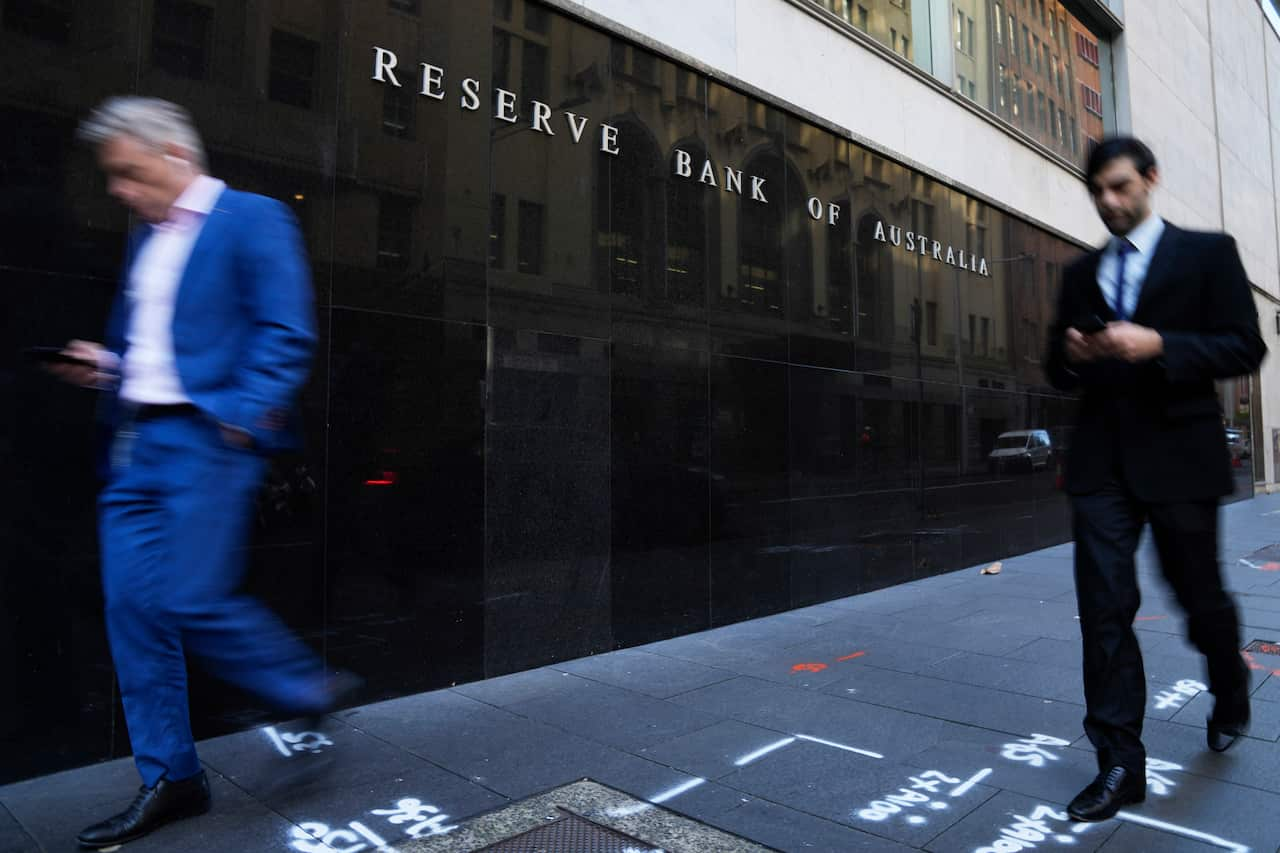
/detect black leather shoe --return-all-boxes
[1067,766,1145,822]
[1207,694,1250,752]
[77,770,211,848]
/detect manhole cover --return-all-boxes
[1244,639,1280,656]
[478,809,660,852]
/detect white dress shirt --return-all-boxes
[1095,213,1165,320]
[118,175,226,405]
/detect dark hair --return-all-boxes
[1085,136,1157,184]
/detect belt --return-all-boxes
[131,403,200,421]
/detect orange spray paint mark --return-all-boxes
[792,663,828,673]
[837,651,867,662]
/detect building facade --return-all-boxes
[1,0,1277,784]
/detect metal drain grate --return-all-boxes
[476,808,663,853]
[1244,639,1280,656]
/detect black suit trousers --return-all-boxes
[1072,480,1246,774]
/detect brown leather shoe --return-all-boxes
[76,770,211,848]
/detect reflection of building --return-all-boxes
[1067,14,1106,152]
[990,0,1086,161]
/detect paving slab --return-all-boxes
[548,648,738,698]
[0,801,37,853]
[922,790,1119,853]
[717,741,1000,848]
[822,665,1084,738]
[0,759,296,853]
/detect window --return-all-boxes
[492,30,511,90]
[957,74,966,95]
[857,4,869,31]
[525,2,550,33]
[269,29,317,109]
[1048,97,1057,137]
[1081,83,1103,116]
[968,17,975,55]
[151,0,212,79]
[1023,26,1031,62]
[1039,0,1047,26]
[969,80,976,100]
[1012,75,1021,116]
[1069,117,1079,154]
[489,194,506,269]
[995,4,1002,43]
[521,39,549,104]
[517,200,544,274]
[901,36,909,58]
[376,196,412,271]
[956,9,964,50]
[382,85,413,138]
[1058,108,1067,144]
[1076,31,1100,65]
[1034,36,1041,72]
[1038,92,1047,131]
[998,64,1007,108]
[926,301,938,346]
[891,27,897,52]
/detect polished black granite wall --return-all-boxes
[0,0,1098,783]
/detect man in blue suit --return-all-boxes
[51,97,338,848]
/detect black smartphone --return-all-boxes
[1074,315,1107,335]
[23,346,96,368]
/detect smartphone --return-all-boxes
[23,346,96,368]
[1074,315,1107,335]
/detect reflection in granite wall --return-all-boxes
[1,0,1093,783]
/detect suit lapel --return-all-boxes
[1077,250,1110,318]
[1130,223,1180,322]
[173,194,231,320]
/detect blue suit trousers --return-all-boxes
[99,409,325,787]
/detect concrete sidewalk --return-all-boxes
[4,493,1280,852]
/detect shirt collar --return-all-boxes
[163,174,226,228]
[1112,213,1164,257]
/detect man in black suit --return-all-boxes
[1046,137,1266,822]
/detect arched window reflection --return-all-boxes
[733,150,785,315]
[597,119,663,299]
[825,195,853,335]
[665,139,711,308]
[856,210,893,369]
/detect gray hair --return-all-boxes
[78,96,207,171]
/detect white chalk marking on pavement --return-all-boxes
[734,737,796,766]
[947,767,992,797]
[606,777,707,818]
[794,734,884,759]
[652,777,706,803]
[1115,812,1250,852]
[1239,559,1261,569]
[264,725,292,757]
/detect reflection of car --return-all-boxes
[988,429,1053,473]
[1225,429,1250,460]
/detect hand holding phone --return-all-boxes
[27,340,106,387]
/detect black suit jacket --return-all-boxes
[1045,223,1266,502]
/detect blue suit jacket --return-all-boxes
[100,187,316,461]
